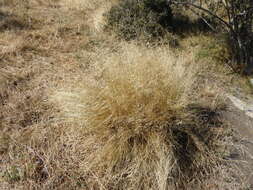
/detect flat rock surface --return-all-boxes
[227,94,253,118]
[223,95,253,187]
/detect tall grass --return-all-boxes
[53,44,233,189]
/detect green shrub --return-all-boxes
[105,0,173,41]
[196,36,231,64]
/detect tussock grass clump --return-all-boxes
[54,45,232,189]
[105,0,173,41]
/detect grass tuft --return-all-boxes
[53,45,232,189]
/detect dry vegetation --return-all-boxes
[52,44,237,189]
[0,0,252,189]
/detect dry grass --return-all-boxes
[0,0,251,189]
[59,0,119,33]
[60,0,108,10]
[52,44,241,189]
[0,1,91,189]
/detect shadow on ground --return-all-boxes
[0,10,30,31]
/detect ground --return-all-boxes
[0,0,253,189]
[224,96,253,188]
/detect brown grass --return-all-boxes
[0,0,250,189]
[52,44,241,189]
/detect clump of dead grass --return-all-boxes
[53,44,236,189]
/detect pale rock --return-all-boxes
[227,94,253,119]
